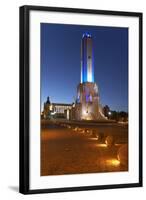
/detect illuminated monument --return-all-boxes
[43,33,106,121]
[74,33,106,120]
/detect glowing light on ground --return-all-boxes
[106,159,120,167]
[88,138,98,141]
[96,143,107,148]
[115,143,122,147]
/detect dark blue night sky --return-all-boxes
[41,23,128,112]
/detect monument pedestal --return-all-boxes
[75,82,106,120]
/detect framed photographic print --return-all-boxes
[19,5,143,194]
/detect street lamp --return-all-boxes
[108,111,112,119]
[108,111,111,116]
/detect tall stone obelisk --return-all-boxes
[75,33,106,120]
[81,33,94,83]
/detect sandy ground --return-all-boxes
[41,121,128,176]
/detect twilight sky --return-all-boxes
[41,23,128,112]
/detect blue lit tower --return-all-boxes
[74,33,106,120]
[81,33,94,83]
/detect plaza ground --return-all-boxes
[41,120,128,176]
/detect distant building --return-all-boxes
[43,97,72,120]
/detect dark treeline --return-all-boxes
[103,105,128,122]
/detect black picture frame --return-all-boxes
[19,5,143,194]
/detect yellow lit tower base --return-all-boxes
[74,33,107,121]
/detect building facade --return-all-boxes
[43,97,72,120]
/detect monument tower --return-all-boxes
[74,33,106,120]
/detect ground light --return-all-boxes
[97,143,107,148]
[106,159,120,167]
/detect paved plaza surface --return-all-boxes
[41,120,128,176]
